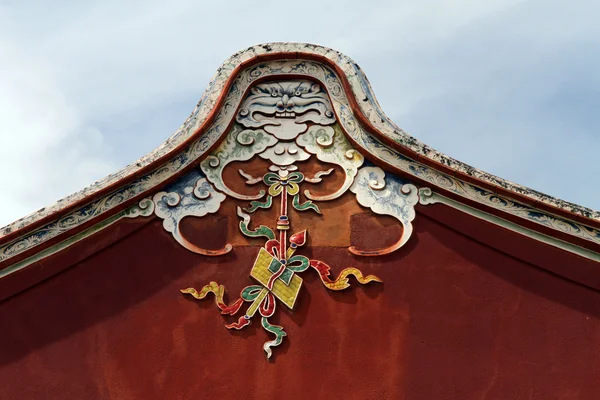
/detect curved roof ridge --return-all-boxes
[1,42,598,245]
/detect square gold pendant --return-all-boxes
[250,248,303,309]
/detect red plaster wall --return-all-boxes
[1,203,600,399]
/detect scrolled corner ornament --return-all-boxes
[417,187,437,205]
[296,125,364,201]
[152,170,230,256]
[200,127,276,200]
[123,198,155,219]
[349,166,419,256]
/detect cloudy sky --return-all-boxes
[0,0,599,226]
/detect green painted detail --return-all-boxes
[264,172,304,186]
[286,171,304,183]
[262,317,287,359]
[267,258,283,273]
[239,218,276,240]
[286,255,310,272]
[278,268,294,285]
[241,285,265,301]
[244,196,273,213]
[265,256,293,285]
[263,172,280,186]
[292,194,321,214]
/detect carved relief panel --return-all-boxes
[144,80,422,358]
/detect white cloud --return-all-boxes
[0,17,116,226]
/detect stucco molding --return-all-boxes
[418,188,600,262]
[1,42,599,270]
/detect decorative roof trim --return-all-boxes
[1,42,599,270]
[418,189,600,262]
[0,199,154,280]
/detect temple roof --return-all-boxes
[1,42,599,287]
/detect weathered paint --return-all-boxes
[1,200,600,399]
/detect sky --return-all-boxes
[0,0,599,226]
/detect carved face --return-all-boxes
[236,80,335,140]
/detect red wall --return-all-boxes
[1,201,600,399]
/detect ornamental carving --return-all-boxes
[4,54,598,273]
[149,79,423,358]
[236,80,336,134]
